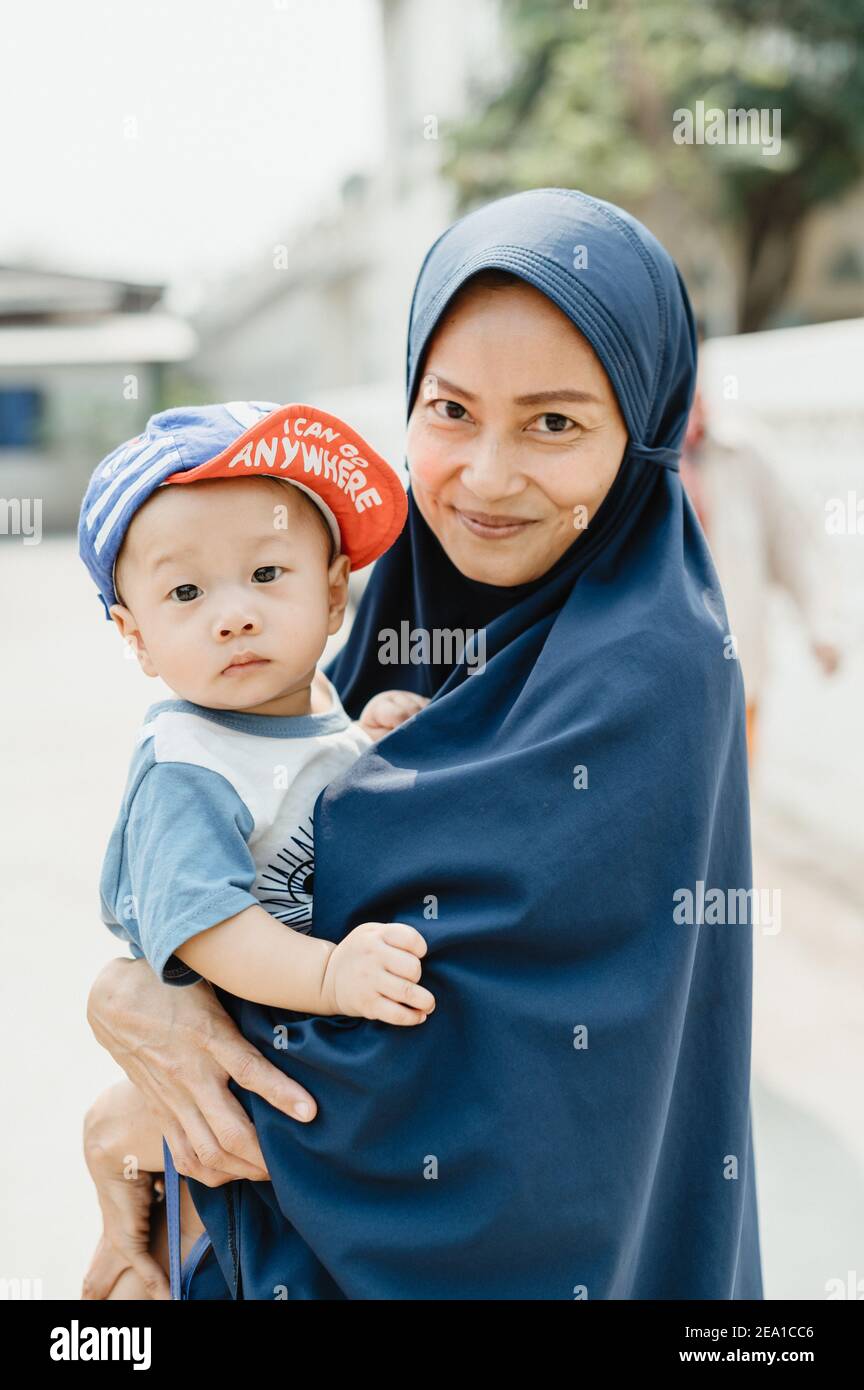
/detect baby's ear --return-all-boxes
[327,553,352,634]
[108,603,157,677]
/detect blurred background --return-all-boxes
[1,0,862,1300]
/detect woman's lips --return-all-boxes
[453,507,537,540]
[222,655,270,675]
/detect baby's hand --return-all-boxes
[320,922,435,1025]
[359,689,430,741]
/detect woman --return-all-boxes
[85,187,763,1299]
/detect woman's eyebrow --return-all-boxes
[513,388,603,406]
[425,374,477,401]
[426,376,603,408]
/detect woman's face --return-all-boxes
[406,279,629,586]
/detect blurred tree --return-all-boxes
[443,0,864,330]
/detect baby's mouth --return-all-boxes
[221,653,271,675]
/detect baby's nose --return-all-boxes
[215,613,260,639]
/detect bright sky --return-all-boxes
[1,0,386,300]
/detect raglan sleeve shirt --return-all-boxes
[103,759,260,987]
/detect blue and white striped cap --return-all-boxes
[79,401,291,619]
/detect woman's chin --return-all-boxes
[448,549,541,586]
[440,527,564,587]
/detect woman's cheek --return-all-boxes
[406,431,458,495]
[547,450,616,522]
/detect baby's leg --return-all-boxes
[106,1182,205,1299]
[85,1078,205,1299]
[149,1176,206,1277]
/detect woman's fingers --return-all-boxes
[86,961,318,1185]
[205,1028,319,1126]
[160,1113,267,1186]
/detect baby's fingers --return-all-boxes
[369,997,431,1027]
[380,922,428,958]
[380,972,435,1015]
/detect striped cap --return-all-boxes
[78,401,407,619]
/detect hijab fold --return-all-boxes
[187,188,763,1300]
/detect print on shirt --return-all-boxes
[256,817,315,932]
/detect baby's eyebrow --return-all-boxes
[149,550,195,572]
[148,532,294,571]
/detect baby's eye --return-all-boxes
[431,399,472,422]
[252,565,284,583]
[170,583,202,603]
[533,412,578,434]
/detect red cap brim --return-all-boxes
[163,403,406,570]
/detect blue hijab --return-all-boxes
[186,188,763,1300]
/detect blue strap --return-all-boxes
[162,1136,183,1301]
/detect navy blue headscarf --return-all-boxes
[187,188,763,1300]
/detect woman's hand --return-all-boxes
[86,957,319,1185]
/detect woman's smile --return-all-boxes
[452,504,538,540]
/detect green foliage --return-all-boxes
[444,0,864,327]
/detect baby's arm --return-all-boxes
[174,909,435,1022]
[125,760,435,1023]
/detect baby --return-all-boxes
[78,401,431,1298]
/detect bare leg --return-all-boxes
[84,1078,206,1301]
[106,1178,206,1299]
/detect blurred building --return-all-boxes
[185,0,505,469]
[0,267,196,530]
[7,0,861,528]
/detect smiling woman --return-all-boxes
[87,188,763,1302]
[408,267,629,585]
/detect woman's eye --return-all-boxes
[534,412,577,434]
[170,583,202,603]
[252,565,284,583]
[431,399,471,422]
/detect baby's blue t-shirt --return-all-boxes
[99,676,372,986]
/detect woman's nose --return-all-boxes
[460,433,523,500]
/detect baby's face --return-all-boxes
[110,477,350,713]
